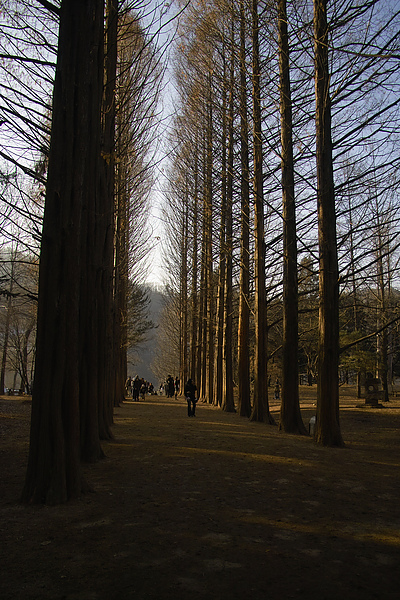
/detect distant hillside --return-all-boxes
[126,285,165,387]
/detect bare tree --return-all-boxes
[277,0,306,434]
[114,8,163,405]
[221,9,235,413]
[313,0,344,447]
[237,0,251,418]
[250,0,273,424]
[22,0,105,503]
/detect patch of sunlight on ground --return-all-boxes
[238,514,400,546]
[171,445,315,467]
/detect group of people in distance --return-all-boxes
[126,372,198,417]
[162,375,180,398]
[125,376,155,401]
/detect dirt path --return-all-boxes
[1,388,400,599]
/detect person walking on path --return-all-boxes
[184,378,197,417]
[166,375,175,398]
[132,376,141,402]
[174,377,180,399]
[125,376,132,397]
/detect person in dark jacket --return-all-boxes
[184,378,197,417]
[132,376,141,402]
[166,375,175,398]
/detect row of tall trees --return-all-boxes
[0,0,166,503]
[161,0,400,445]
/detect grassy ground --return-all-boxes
[1,385,399,599]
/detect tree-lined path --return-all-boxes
[2,1,400,507]
[1,388,400,599]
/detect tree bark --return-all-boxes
[198,136,208,401]
[222,16,235,414]
[22,0,105,504]
[237,0,251,418]
[314,0,344,447]
[205,86,214,405]
[278,0,306,434]
[250,0,273,424]
[197,149,207,400]
[213,41,227,409]
[190,150,199,382]
[375,203,389,403]
[114,149,128,407]
[97,0,118,438]
[79,0,106,461]
[180,185,189,390]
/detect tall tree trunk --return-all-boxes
[237,0,251,418]
[199,136,208,401]
[347,192,358,331]
[79,0,107,461]
[22,0,105,504]
[222,15,235,413]
[180,185,189,390]
[278,0,306,434]
[213,43,227,408]
[347,189,362,398]
[205,83,214,404]
[314,0,344,447]
[98,0,118,437]
[375,204,389,403]
[190,151,199,382]
[114,155,128,407]
[250,0,273,424]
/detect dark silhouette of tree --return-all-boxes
[277,0,306,435]
[313,0,344,447]
[22,0,105,503]
[250,0,273,424]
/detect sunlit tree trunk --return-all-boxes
[237,0,251,417]
[314,0,344,447]
[250,0,273,424]
[213,40,227,408]
[114,151,129,407]
[199,136,208,401]
[222,15,235,413]
[205,79,214,404]
[374,196,390,403]
[180,183,189,389]
[190,151,199,382]
[98,0,118,436]
[278,0,306,434]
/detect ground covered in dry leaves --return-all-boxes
[1,386,400,600]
